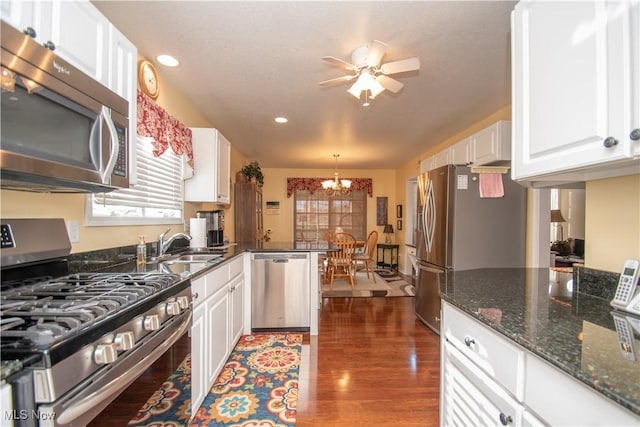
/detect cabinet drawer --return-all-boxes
[443,302,524,399]
[525,353,639,426]
[228,255,243,279]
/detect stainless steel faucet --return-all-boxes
[157,227,192,258]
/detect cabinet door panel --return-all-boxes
[190,303,206,414]
[512,1,633,180]
[229,274,245,347]
[49,1,109,85]
[207,286,229,386]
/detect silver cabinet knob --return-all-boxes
[464,336,476,347]
[94,343,117,364]
[166,301,181,316]
[143,314,160,331]
[630,129,640,141]
[176,296,190,310]
[603,137,618,148]
[114,331,135,351]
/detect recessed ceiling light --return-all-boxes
[156,55,179,67]
[274,117,288,124]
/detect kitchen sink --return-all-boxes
[162,254,223,264]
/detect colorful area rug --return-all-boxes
[128,333,302,426]
[322,269,415,297]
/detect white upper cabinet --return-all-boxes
[185,128,231,204]
[512,0,640,184]
[450,137,473,165]
[107,26,137,163]
[471,120,511,166]
[2,0,110,86]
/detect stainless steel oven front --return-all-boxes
[0,21,129,193]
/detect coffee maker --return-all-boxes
[196,210,225,246]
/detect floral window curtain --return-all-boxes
[286,178,373,197]
[136,90,194,169]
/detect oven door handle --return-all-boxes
[54,311,192,426]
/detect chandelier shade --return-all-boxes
[323,154,351,196]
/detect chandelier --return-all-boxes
[322,154,351,196]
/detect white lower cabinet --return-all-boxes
[441,301,640,427]
[190,256,246,415]
[442,340,523,426]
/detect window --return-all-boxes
[87,136,184,226]
[294,189,367,242]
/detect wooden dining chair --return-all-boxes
[353,230,378,282]
[326,232,357,289]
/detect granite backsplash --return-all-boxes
[573,266,621,300]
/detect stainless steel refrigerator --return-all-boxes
[415,165,527,334]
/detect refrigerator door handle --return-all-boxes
[425,179,436,252]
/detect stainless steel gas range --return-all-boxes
[1,219,192,427]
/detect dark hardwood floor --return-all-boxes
[297,297,440,426]
[90,293,440,426]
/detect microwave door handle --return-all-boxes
[100,106,119,185]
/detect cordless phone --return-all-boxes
[610,259,640,315]
[611,312,637,361]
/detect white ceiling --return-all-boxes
[92,1,516,170]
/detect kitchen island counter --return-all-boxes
[440,268,640,417]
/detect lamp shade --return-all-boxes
[550,209,566,223]
[383,224,394,234]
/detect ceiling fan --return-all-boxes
[319,40,420,105]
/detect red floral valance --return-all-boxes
[287,178,373,197]
[136,90,194,168]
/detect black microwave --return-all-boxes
[0,21,129,193]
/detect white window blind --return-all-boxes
[88,136,184,225]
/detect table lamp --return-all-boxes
[550,209,566,241]
[383,224,394,244]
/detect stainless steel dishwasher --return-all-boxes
[251,252,310,331]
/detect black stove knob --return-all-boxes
[143,314,161,331]
[94,343,118,364]
[114,331,135,351]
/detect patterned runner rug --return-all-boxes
[128,333,302,426]
[322,269,415,297]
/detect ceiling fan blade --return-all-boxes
[322,56,357,71]
[365,40,387,67]
[319,75,356,86]
[380,57,421,75]
[376,75,404,93]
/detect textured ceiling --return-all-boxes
[93,1,516,169]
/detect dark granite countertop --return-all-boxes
[67,241,330,280]
[440,268,640,416]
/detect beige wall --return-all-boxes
[585,174,640,272]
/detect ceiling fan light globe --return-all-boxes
[347,82,362,99]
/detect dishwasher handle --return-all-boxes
[252,253,309,261]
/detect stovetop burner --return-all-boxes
[1,272,182,350]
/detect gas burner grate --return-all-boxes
[0,271,182,349]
